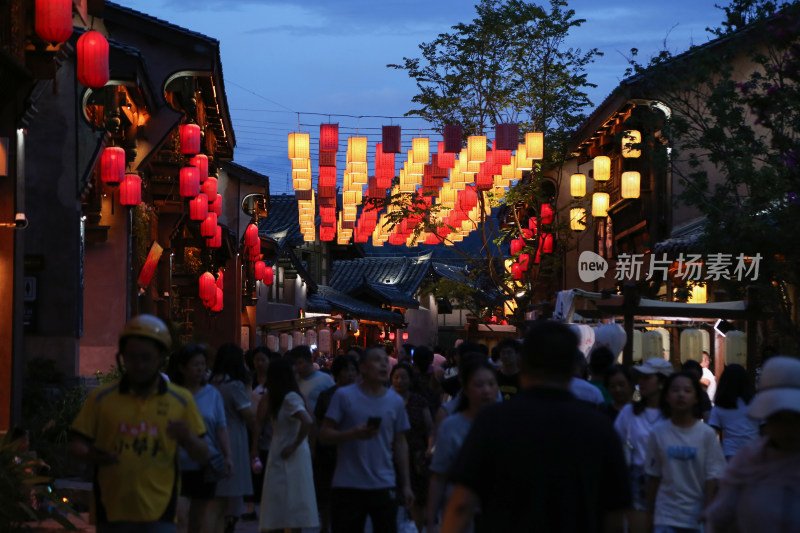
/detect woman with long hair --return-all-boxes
[390,362,434,530]
[613,358,673,533]
[169,345,232,533]
[645,371,726,533]
[258,357,318,532]
[708,363,760,461]
[211,343,255,533]
[426,358,498,533]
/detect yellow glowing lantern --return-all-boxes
[467,136,486,163]
[525,132,544,160]
[592,192,609,217]
[621,171,641,199]
[570,173,586,198]
[348,137,368,163]
[515,144,532,171]
[288,133,310,160]
[411,138,429,164]
[570,208,586,231]
[622,130,641,158]
[593,156,610,181]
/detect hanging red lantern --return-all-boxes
[511,262,522,280]
[202,176,218,198]
[190,193,209,221]
[320,225,336,241]
[528,217,538,235]
[216,270,224,290]
[443,125,462,153]
[100,146,125,184]
[119,174,141,206]
[199,272,216,302]
[382,125,401,153]
[320,124,339,151]
[211,193,222,216]
[212,287,223,312]
[244,223,259,247]
[179,166,199,197]
[190,154,208,182]
[248,240,261,260]
[263,265,274,286]
[77,30,109,88]
[180,124,201,155]
[319,166,337,187]
[200,212,217,237]
[519,253,530,271]
[35,0,73,44]
[541,232,554,254]
[389,332,396,341]
[379,331,386,339]
[254,260,266,281]
[510,238,524,256]
[540,203,555,224]
[402,332,409,341]
[207,225,221,248]
[204,288,216,309]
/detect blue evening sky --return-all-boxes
[113,0,727,194]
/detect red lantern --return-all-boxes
[207,225,222,248]
[212,287,223,312]
[319,166,337,187]
[379,331,386,339]
[190,193,209,221]
[540,203,555,224]
[119,174,141,206]
[541,232,554,254]
[77,30,109,88]
[204,287,216,309]
[254,260,266,281]
[244,223,259,247]
[511,262,522,280]
[199,272,216,302]
[402,332,409,341]
[389,332,396,341]
[382,125,401,153]
[263,265,274,286]
[528,217,538,235]
[200,212,217,237]
[320,225,336,241]
[100,146,125,184]
[510,238,524,256]
[443,125,462,153]
[211,193,222,216]
[320,124,339,151]
[202,176,218,199]
[179,166,199,197]
[180,124,201,155]
[519,253,530,271]
[35,0,73,44]
[216,270,224,290]
[248,240,261,260]
[190,154,209,182]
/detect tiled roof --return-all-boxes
[307,286,404,324]
[221,161,269,189]
[329,253,433,296]
[356,281,420,309]
[653,221,705,256]
[259,195,304,248]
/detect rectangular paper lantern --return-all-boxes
[348,137,368,163]
[319,150,337,167]
[525,132,544,160]
[495,123,519,151]
[288,133,310,160]
[382,125,401,153]
[443,125,462,153]
[320,123,339,151]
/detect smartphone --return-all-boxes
[367,416,382,429]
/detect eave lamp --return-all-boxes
[621,171,641,199]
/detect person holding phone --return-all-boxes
[319,346,414,533]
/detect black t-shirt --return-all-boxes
[495,371,520,401]
[450,387,631,533]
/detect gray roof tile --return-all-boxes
[259,195,304,248]
[308,286,404,324]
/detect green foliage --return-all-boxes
[0,432,77,531]
[95,365,123,385]
[707,0,786,36]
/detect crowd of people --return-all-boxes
[69,314,800,533]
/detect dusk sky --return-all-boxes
[114,0,728,194]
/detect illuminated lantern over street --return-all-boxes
[190,193,209,221]
[320,124,339,151]
[570,173,586,198]
[35,0,73,44]
[592,192,610,217]
[519,253,530,271]
[244,223,259,248]
[525,132,544,160]
[622,130,642,158]
[100,146,125,184]
[212,287,223,312]
[202,176,218,199]
[190,154,209,182]
[254,260,266,281]
[382,125,401,153]
[180,124,201,155]
[179,166,199,198]
[263,265,274,286]
[199,272,216,303]
[443,125,462,153]
[511,262,522,280]
[207,225,222,248]
[621,171,641,199]
[200,212,217,237]
[510,238,524,256]
[540,203,554,225]
[211,193,222,216]
[119,174,141,206]
[593,156,610,181]
[77,30,109,88]
[541,232,554,254]
[570,208,586,231]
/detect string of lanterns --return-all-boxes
[287,123,545,247]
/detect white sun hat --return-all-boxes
[748,356,800,420]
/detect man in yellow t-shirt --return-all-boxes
[71,315,208,533]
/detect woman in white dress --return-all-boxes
[259,358,319,533]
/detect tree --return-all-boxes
[381,0,600,320]
[624,1,800,349]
